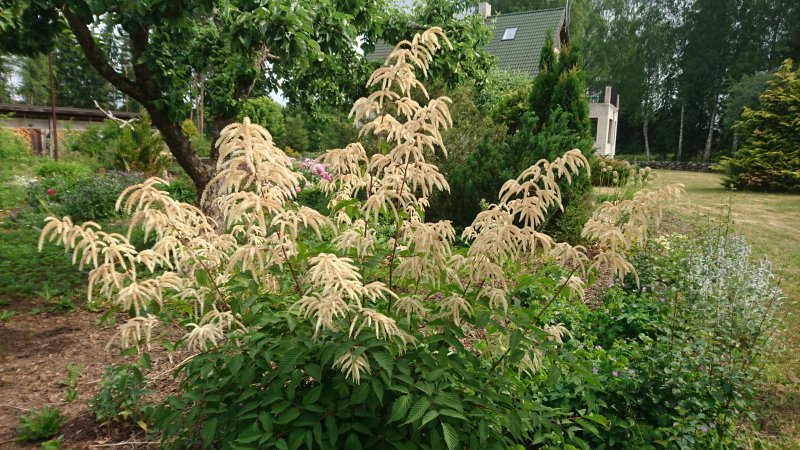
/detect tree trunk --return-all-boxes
[643,111,651,161]
[63,7,217,209]
[199,76,205,136]
[677,103,684,161]
[702,102,717,163]
[732,129,738,154]
[148,108,213,192]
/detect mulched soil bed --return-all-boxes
[0,296,176,449]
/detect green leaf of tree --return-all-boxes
[442,422,459,450]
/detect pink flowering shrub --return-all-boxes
[292,157,334,185]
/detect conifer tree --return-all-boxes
[721,59,800,192]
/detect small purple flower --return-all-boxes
[612,371,619,377]
[659,297,665,302]
[709,423,715,429]
[700,425,708,433]
[592,367,599,375]
[628,368,635,375]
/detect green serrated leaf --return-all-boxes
[389,395,411,423]
[351,383,369,404]
[303,386,322,405]
[420,410,439,428]
[404,398,428,425]
[439,409,467,420]
[372,351,395,373]
[442,422,459,450]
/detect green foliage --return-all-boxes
[722,72,770,131]
[305,109,360,153]
[238,97,285,146]
[63,117,170,173]
[91,355,152,426]
[39,435,64,450]
[29,171,144,222]
[475,69,532,112]
[295,187,330,215]
[0,310,19,322]
[181,118,199,138]
[18,54,50,105]
[440,132,513,227]
[440,35,594,239]
[282,114,310,152]
[108,115,170,175]
[163,172,197,204]
[17,406,63,442]
[523,229,782,448]
[62,122,110,159]
[191,135,212,158]
[35,160,93,179]
[487,76,532,134]
[63,363,83,403]
[379,0,495,91]
[151,272,598,449]
[427,82,507,225]
[0,224,88,298]
[0,127,30,160]
[721,59,800,192]
[183,116,211,158]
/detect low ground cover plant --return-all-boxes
[35,28,781,449]
[16,405,63,442]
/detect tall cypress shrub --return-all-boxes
[721,59,800,192]
[441,32,594,240]
[510,33,594,241]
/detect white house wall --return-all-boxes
[589,102,618,157]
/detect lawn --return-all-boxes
[651,169,800,448]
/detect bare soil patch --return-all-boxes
[0,296,171,449]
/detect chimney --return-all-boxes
[478,2,492,19]
[604,86,612,104]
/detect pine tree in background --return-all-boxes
[721,59,800,192]
[510,32,593,172]
[442,32,594,241]
[19,55,49,105]
[0,55,14,102]
[528,32,560,130]
[282,114,310,153]
[500,32,594,241]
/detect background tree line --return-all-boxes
[579,0,799,161]
[2,0,797,173]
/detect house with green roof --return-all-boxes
[480,4,570,76]
[366,2,619,157]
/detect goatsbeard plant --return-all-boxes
[40,27,684,448]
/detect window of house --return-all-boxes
[502,27,518,41]
[590,118,598,140]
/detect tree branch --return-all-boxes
[61,7,144,103]
[124,22,161,101]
